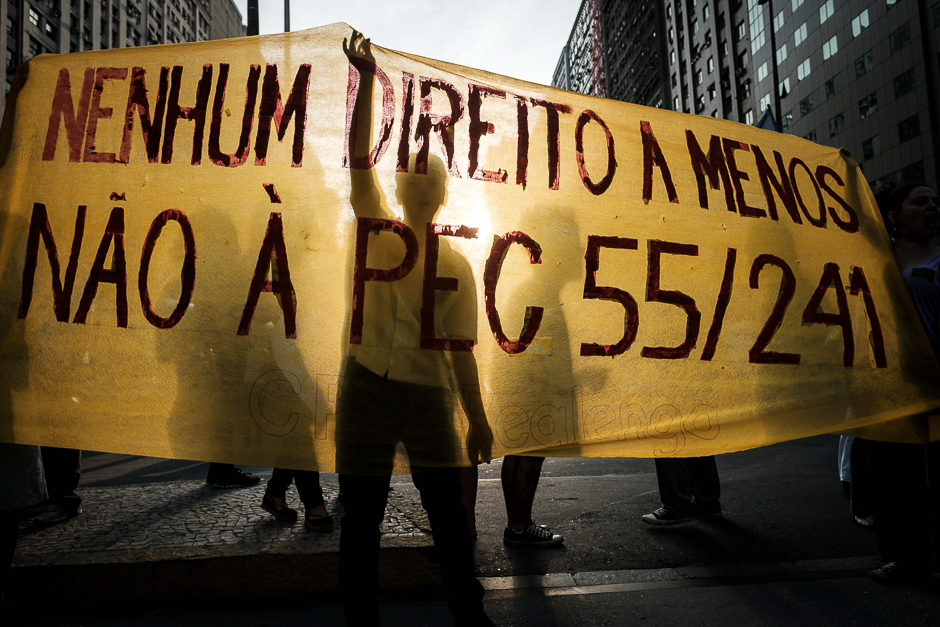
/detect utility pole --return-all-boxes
[285,0,290,32]
[247,0,259,36]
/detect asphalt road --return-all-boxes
[51,436,940,625]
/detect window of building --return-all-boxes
[852,9,870,36]
[890,23,911,54]
[774,11,784,32]
[674,96,681,111]
[6,17,15,37]
[670,50,676,64]
[44,21,55,38]
[737,21,746,40]
[794,23,808,47]
[708,56,715,73]
[696,69,704,85]
[792,0,804,11]
[742,79,752,98]
[738,51,747,68]
[693,19,699,34]
[823,35,838,60]
[819,0,835,23]
[829,113,845,137]
[28,9,39,27]
[669,27,674,43]
[899,114,920,142]
[826,74,842,97]
[757,62,768,82]
[800,94,814,116]
[721,40,729,57]
[703,3,710,20]
[895,68,915,97]
[797,59,811,81]
[744,109,754,125]
[886,0,900,10]
[856,50,874,78]
[777,43,788,64]
[782,110,794,131]
[667,4,673,18]
[760,93,772,112]
[863,135,881,160]
[934,1,940,26]
[672,73,678,87]
[697,94,706,112]
[804,130,818,142]
[778,77,791,97]
[859,93,878,119]
[708,83,716,100]
[5,48,15,72]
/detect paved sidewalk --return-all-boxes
[12,480,439,603]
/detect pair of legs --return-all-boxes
[460,455,545,532]
[460,455,563,546]
[653,456,721,516]
[339,469,485,626]
[265,468,328,521]
[867,440,939,579]
[38,447,82,519]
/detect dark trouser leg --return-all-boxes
[412,468,485,618]
[266,468,294,498]
[294,470,325,509]
[0,511,17,597]
[339,473,391,626]
[849,439,873,517]
[501,455,545,529]
[868,441,933,572]
[688,455,721,514]
[40,447,81,512]
[654,458,694,515]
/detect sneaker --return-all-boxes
[206,467,261,489]
[642,507,692,526]
[869,562,931,584]
[503,522,564,547]
[34,503,82,526]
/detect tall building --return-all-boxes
[0,0,244,119]
[553,0,607,98]
[555,0,940,193]
[601,0,671,108]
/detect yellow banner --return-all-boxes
[1,24,938,474]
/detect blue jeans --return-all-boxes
[654,456,721,516]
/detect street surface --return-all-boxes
[50,434,939,626]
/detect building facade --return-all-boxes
[0,0,244,119]
[601,0,671,108]
[553,0,607,98]
[555,0,940,192]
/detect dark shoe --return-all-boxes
[503,522,564,547]
[206,467,261,489]
[34,503,82,526]
[261,494,298,522]
[853,514,874,530]
[304,511,334,533]
[642,507,692,526]
[869,562,931,584]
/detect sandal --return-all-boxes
[261,494,298,522]
[305,512,334,532]
[853,514,874,530]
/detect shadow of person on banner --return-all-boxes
[334,30,492,625]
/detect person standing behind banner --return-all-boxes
[260,468,332,531]
[867,183,940,583]
[336,31,494,627]
[33,446,81,525]
[1,444,47,603]
[641,456,722,525]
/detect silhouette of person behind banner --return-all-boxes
[335,31,493,627]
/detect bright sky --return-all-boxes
[230,0,581,87]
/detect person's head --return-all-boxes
[876,182,939,242]
[395,154,448,226]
